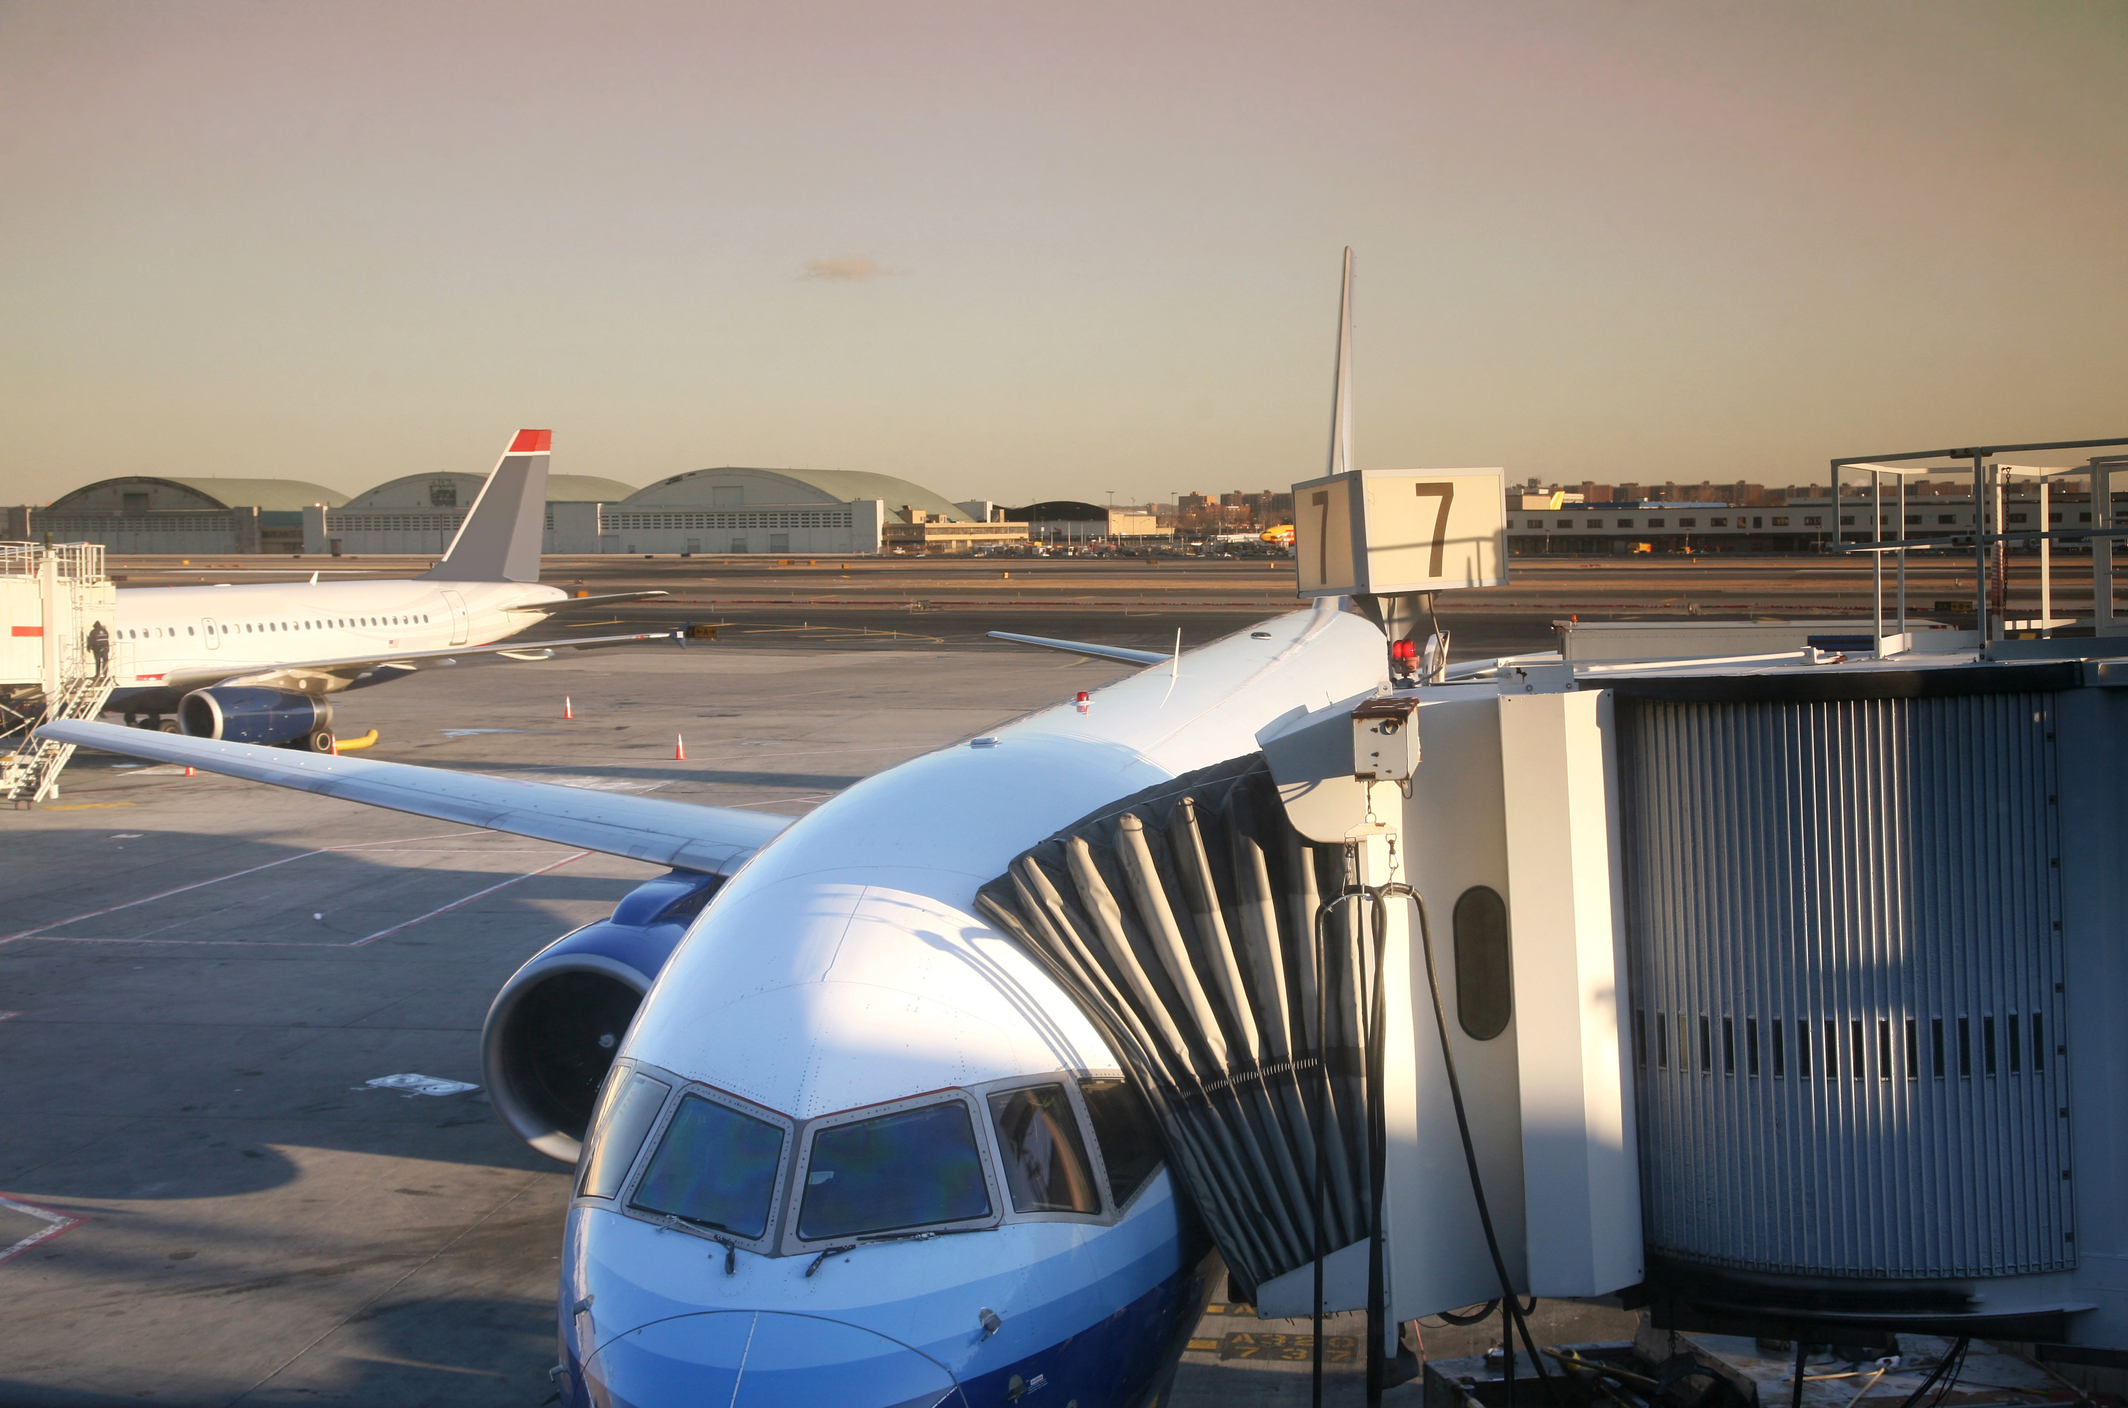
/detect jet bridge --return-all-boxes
[982,646,2128,1376]
[981,443,2128,1397]
[1,541,118,804]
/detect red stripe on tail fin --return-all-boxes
[509,429,552,453]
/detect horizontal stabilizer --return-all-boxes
[514,590,673,613]
[39,720,787,876]
[986,631,1169,666]
[422,429,551,584]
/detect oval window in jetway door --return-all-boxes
[1453,885,1512,1041]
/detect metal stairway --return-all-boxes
[3,669,117,806]
[1,540,117,807]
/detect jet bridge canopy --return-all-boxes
[975,755,1387,1300]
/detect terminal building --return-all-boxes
[1506,489,2114,555]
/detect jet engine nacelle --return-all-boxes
[179,687,332,746]
[480,868,723,1163]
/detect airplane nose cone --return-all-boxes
[583,1309,964,1408]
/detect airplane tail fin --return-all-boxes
[421,429,550,583]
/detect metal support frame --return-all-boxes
[1833,436,2128,644]
[1995,464,2080,638]
[2097,458,2123,637]
[1839,463,1926,651]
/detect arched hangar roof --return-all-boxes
[48,476,349,513]
[626,467,971,522]
[343,472,638,510]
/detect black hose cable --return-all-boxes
[1311,889,1331,1408]
[1309,866,1364,1408]
[1914,1338,1970,1408]
[1436,1300,1500,1327]
[1390,883,1560,1406]
[1365,890,1393,1408]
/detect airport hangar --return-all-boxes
[7,466,1025,556]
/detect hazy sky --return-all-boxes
[3,2,2124,507]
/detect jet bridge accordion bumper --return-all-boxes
[975,755,1384,1300]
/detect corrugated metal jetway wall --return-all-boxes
[1615,688,2072,1284]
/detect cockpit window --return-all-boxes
[630,1094,786,1239]
[798,1102,991,1240]
[577,1070,670,1199]
[1078,1077,1163,1206]
[988,1084,1099,1214]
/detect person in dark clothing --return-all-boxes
[87,620,109,675]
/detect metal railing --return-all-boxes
[1830,440,2128,646]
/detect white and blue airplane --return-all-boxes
[92,429,663,752]
[43,595,1390,1407]
[45,255,1403,1406]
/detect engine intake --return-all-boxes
[179,687,331,746]
[480,868,722,1162]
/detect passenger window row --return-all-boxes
[573,1065,1164,1253]
[116,614,435,640]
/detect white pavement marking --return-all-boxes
[0,830,494,945]
[0,1194,86,1266]
[721,792,834,810]
[0,849,333,945]
[349,850,592,947]
[3,835,590,950]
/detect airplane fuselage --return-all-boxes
[100,578,566,712]
[559,602,1389,1406]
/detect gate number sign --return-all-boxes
[1292,468,1508,597]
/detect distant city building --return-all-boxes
[1173,489,1290,535]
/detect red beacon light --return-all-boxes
[1389,639,1419,663]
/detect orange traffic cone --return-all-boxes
[563,696,574,720]
[184,766,195,777]
[674,733,687,761]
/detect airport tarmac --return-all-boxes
[6,606,1637,1403]
[102,549,2023,662]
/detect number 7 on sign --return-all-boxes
[1413,482,1455,578]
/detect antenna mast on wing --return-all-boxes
[1327,247,1354,479]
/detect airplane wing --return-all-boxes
[38,720,788,876]
[986,631,1170,666]
[144,630,676,695]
